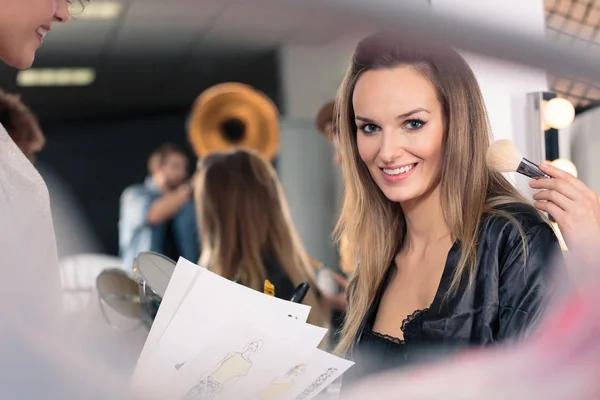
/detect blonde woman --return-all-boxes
[334,32,566,385]
[194,149,328,327]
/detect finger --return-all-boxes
[540,162,589,192]
[530,176,580,201]
[534,200,566,225]
[331,272,348,288]
[532,189,572,212]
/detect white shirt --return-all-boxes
[0,124,130,399]
[0,123,62,322]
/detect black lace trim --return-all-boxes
[371,308,429,345]
[402,308,428,331]
[371,331,406,345]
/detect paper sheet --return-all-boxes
[134,268,317,390]
[131,259,353,400]
[136,258,203,367]
[163,322,308,400]
[157,268,312,356]
[274,349,354,400]
[142,323,353,400]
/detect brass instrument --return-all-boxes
[187,82,279,161]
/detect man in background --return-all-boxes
[119,143,199,270]
[315,100,342,167]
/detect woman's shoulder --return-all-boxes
[479,201,560,254]
[479,202,561,284]
[484,201,551,235]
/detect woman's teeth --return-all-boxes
[383,164,415,176]
[36,27,48,39]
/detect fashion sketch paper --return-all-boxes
[269,349,354,400]
[166,322,308,400]
[132,257,204,389]
[135,268,316,391]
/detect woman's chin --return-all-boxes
[1,47,36,70]
[383,191,417,204]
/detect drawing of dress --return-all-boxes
[181,338,263,400]
[257,378,296,400]
[257,363,306,400]
[181,353,252,400]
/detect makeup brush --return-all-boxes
[486,139,550,179]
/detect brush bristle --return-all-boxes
[486,140,523,173]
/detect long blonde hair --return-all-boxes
[194,149,327,327]
[334,32,530,353]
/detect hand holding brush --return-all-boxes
[530,162,600,256]
[487,139,600,257]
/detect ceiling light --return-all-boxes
[17,68,96,87]
[75,1,123,20]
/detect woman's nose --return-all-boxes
[54,0,71,23]
[378,130,405,163]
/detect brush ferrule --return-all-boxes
[517,158,551,179]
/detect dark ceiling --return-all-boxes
[0,49,283,124]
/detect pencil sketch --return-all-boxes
[256,364,307,400]
[180,339,263,400]
[294,368,338,400]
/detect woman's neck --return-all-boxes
[401,184,451,252]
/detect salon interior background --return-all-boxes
[0,0,597,264]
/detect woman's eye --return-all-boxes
[359,124,380,134]
[405,119,425,130]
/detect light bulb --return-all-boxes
[550,158,578,178]
[543,97,575,129]
[541,100,551,130]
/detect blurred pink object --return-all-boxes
[343,250,600,400]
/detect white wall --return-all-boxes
[279,43,353,120]
[278,119,340,268]
[567,110,600,194]
[431,0,548,196]
[277,43,354,268]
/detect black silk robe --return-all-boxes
[343,203,564,386]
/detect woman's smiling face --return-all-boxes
[353,66,445,204]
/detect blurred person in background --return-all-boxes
[0,89,45,162]
[194,148,329,329]
[119,143,199,270]
[316,100,342,167]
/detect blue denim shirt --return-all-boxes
[118,177,199,270]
